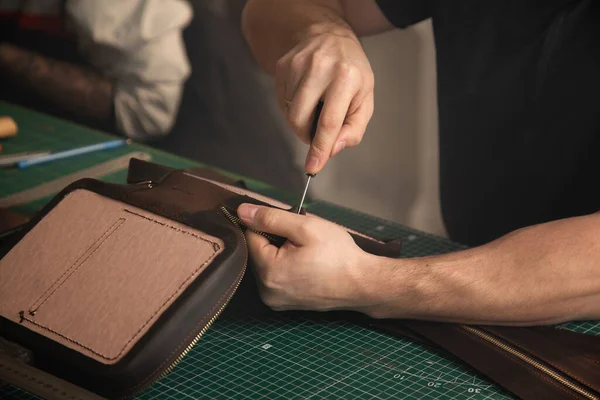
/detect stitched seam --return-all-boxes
[491,332,600,393]
[123,209,217,245]
[125,262,246,394]
[23,247,220,361]
[29,218,126,313]
[0,362,85,400]
[126,209,248,394]
[25,213,221,361]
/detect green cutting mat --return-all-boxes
[1,102,599,400]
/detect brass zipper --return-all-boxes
[155,274,244,379]
[462,326,599,400]
[128,207,248,397]
[221,205,280,243]
[153,207,249,380]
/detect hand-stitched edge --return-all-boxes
[29,218,126,313]
[123,209,219,246]
[24,216,221,361]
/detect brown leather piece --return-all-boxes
[185,166,247,187]
[126,158,246,189]
[185,173,293,209]
[124,173,239,218]
[483,326,600,394]
[529,326,600,358]
[0,189,224,365]
[126,158,175,185]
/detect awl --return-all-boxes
[297,101,324,214]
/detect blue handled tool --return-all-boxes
[17,139,131,169]
[0,151,51,168]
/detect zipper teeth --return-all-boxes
[221,206,279,242]
[463,326,599,400]
[156,273,244,380]
[129,207,248,397]
[155,207,249,380]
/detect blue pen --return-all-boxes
[17,139,132,169]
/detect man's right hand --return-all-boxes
[276,29,374,174]
[242,0,394,175]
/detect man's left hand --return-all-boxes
[236,203,379,313]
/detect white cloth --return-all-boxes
[0,0,193,139]
[67,0,193,139]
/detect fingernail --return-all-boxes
[238,204,258,220]
[305,156,319,171]
[332,141,345,156]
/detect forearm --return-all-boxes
[0,43,114,121]
[366,213,600,325]
[241,0,356,74]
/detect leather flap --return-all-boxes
[126,158,175,185]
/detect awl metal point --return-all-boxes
[296,101,324,213]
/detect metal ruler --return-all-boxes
[0,152,151,208]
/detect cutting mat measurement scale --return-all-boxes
[388,367,497,396]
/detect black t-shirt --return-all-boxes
[376,0,600,246]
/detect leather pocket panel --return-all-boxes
[0,189,224,365]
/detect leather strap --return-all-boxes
[371,320,600,399]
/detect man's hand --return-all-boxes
[242,0,394,175]
[237,203,379,312]
[277,31,374,174]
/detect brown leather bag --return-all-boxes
[0,158,401,399]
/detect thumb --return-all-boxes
[237,203,312,246]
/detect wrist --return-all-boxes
[300,18,360,45]
[356,254,431,319]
